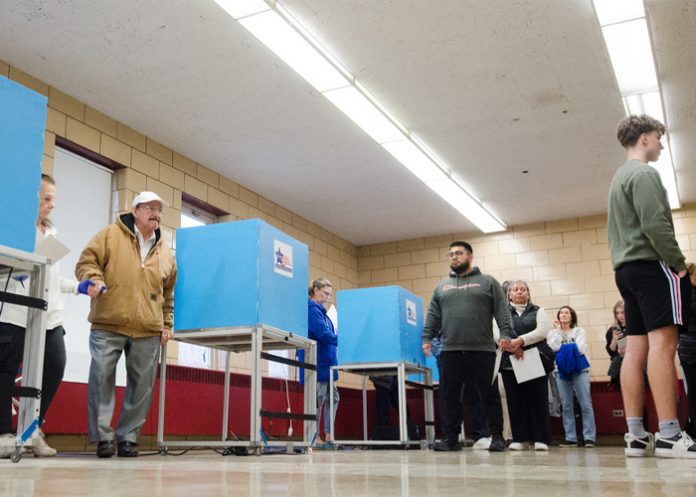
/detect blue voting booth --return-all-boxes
[337,286,425,365]
[0,76,46,252]
[174,219,309,335]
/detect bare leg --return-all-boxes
[646,325,679,421]
[621,335,648,418]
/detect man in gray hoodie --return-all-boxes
[423,241,515,451]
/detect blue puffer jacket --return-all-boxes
[308,299,338,383]
[555,342,590,381]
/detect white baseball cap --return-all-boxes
[132,191,169,209]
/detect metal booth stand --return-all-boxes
[157,325,317,455]
[0,244,49,463]
[329,361,434,448]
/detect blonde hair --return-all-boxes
[613,300,624,326]
[308,277,332,297]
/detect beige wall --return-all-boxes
[357,210,696,379]
[5,59,696,383]
[1,61,359,380]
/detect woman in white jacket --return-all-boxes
[0,174,90,457]
[547,305,597,448]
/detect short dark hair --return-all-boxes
[557,305,578,329]
[449,240,473,254]
[616,115,666,148]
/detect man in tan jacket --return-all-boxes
[76,191,177,458]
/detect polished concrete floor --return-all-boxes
[1,447,695,497]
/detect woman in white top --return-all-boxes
[547,305,597,447]
[0,174,89,457]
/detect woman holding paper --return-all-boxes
[500,281,553,451]
[0,174,92,458]
[547,305,597,447]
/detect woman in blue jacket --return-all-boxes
[308,278,338,447]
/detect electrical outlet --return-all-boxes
[612,409,624,417]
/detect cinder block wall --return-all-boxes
[5,59,696,383]
[356,213,696,379]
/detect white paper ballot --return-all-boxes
[327,304,338,332]
[35,235,70,263]
[510,347,546,383]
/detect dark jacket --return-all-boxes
[679,286,696,364]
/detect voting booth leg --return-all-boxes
[362,376,368,442]
[397,362,408,445]
[222,350,232,442]
[304,342,317,445]
[14,261,49,462]
[424,368,435,443]
[249,327,264,450]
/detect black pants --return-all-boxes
[681,360,696,438]
[440,350,502,443]
[374,377,399,426]
[0,323,66,433]
[500,369,550,444]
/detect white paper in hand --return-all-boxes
[35,235,70,263]
[327,304,338,333]
[510,347,546,383]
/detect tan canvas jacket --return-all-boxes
[75,213,177,338]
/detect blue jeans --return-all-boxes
[557,370,596,442]
[317,381,339,434]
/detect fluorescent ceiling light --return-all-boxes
[219,0,507,232]
[214,0,269,20]
[652,147,680,209]
[602,19,658,95]
[239,10,349,92]
[425,179,505,233]
[381,139,448,183]
[593,0,644,26]
[624,91,664,122]
[324,86,405,144]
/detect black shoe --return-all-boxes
[559,440,578,448]
[117,441,139,457]
[488,435,506,452]
[96,440,114,458]
[432,440,462,452]
[584,440,595,448]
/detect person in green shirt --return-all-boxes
[608,114,694,459]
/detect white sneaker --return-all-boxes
[473,437,491,450]
[534,442,549,451]
[0,433,15,459]
[654,431,696,459]
[624,432,654,457]
[509,442,528,451]
[30,429,57,457]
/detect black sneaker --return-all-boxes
[655,431,696,459]
[584,440,595,448]
[432,440,462,452]
[96,440,114,458]
[558,440,578,448]
[624,432,654,457]
[488,435,506,452]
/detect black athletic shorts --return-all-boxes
[614,260,690,335]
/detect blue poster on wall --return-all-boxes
[0,76,47,253]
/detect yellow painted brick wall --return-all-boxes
[3,61,359,381]
[357,208,696,380]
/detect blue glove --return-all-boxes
[77,279,95,295]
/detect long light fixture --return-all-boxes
[214,0,506,233]
[593,0,680,208]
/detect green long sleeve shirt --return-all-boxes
[607,159,685,271]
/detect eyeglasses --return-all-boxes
[319,289,333,298]
[447,250,467,258]
[138,204,163,213]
